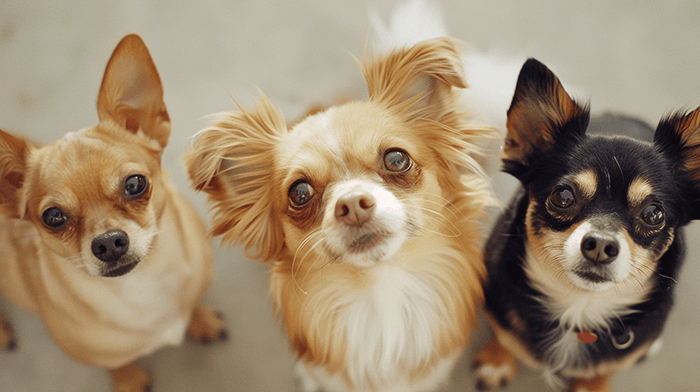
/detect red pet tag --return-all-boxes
[577,331,598,344]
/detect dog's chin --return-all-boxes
[567,265,617,291]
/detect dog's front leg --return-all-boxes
[186,303,228,344]
[570,375,611,392]
[109,363,151,392]
[472,339,518,390]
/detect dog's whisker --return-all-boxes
[292,230,325,295]
[299,239,331,289]
[411,206,462,238]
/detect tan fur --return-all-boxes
[186,38,493,391]
[627,177,653,208]
[0,34,224,391]
[572,169,598,201]
[570,375,612,392]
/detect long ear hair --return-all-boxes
[184,96,287,261]
[363,37,493,202]
[364,37,467,121]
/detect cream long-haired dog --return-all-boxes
[185,38,493,391]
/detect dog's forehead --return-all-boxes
[286,108,345,162]
[547,137,670,207]
[283,102,410,177]
[26,133,152,202]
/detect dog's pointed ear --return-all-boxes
[0,130,32,218]
[654,106,700,219]
[503,58,588,178]
[363,37,467,121]
[97,34,170,150]
[184,96,287,261]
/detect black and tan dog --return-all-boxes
[473,58,700,391]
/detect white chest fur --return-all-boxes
[523,244,652,376]
[299,265,457,392]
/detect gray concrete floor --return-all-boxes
[1,1,699,391]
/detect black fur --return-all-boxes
[483,58,698,380]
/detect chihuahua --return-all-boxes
[0,34,226,391]
[186,38,493,391]
[472,58,699,391]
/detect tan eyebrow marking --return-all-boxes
[571,169,597,201]
[628,177,653,208]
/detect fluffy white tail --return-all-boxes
[369,0,447,52]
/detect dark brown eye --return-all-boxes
[125,175,148,198]
[550,187,575,209]
[641,204,664,226]
[383,149,411,172]
[42,207,68,229]
[289,181,314,207]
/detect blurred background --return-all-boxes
[1,0,699,391]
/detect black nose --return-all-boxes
[581,232,619,265]
[91,230,129,262]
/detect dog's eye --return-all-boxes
[641,204,664,226]
[42,207,68,229]
[383,149,411,172]
[550,187,575,209]
[124,175,148,198]
[289,181,314,207]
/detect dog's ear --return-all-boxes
[654,106,700,219]
[0,130,31,218]
[364,37,467,121]
[97,34,170,150]
[185,96,287,261]
[503,58,588,178]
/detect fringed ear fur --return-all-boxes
[503,58,588,179]
[97,34,171,151]
[0,130,31,218]
[184,96,288,262]
[363,37,467,122]
[654,106,700,219]
[363,37,493,193]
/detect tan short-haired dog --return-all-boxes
[0,34,226,391]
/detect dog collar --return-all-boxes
[576,331,598,344]
[574,328,634,349]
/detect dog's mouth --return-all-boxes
[572,266,611,284]
[347,231,390,253]
[102,259,140,278]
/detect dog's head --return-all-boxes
[504,58,700,292]
[0,34,171,278]
[186,38,490,269]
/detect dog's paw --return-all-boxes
[186,303,228,344]
[0,315,17,351]
[110,363,151,392]
[570,376,611,392]
[472,341,517,390]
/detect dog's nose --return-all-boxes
[335,191,376,226]
[581,232,619,265]
[92,229,129,262]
